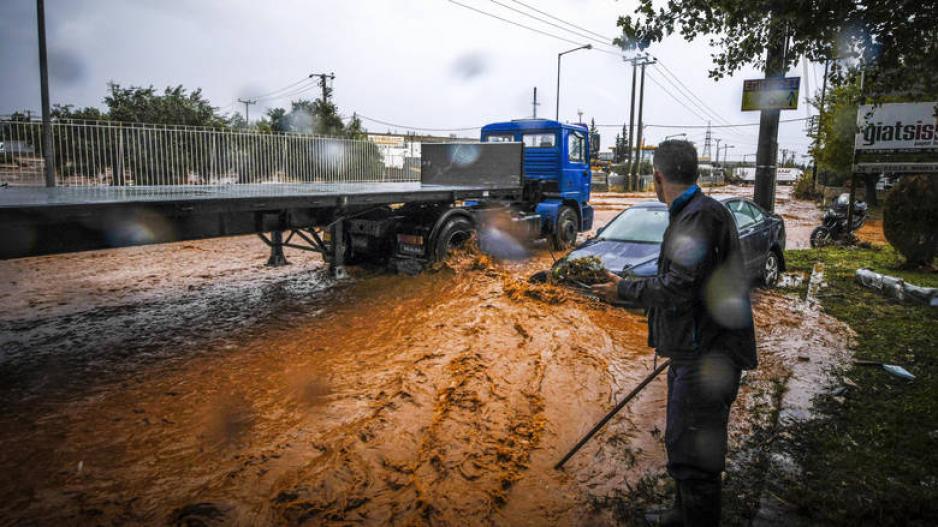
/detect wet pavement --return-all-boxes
[0,185,845,526]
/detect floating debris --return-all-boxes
[550,256,608,286]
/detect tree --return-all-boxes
[809,82,876,196]
[616,1,938,102]
[104,83,229,127]
[883,175,938,267]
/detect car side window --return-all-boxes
[568,132,585,163]
[747,202,765,224]
[728,200,756,230]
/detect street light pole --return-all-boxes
[556,44,591,121]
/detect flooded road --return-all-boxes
[0,187,841,525]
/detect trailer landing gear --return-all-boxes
[257,222,348,279]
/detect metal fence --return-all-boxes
[0,118,436,187]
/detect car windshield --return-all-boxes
[598,207,669,243]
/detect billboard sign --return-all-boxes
[741,77,800,111]
[854,102,938,174]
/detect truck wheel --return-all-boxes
[432,216,474,262]
[550,206,578,250]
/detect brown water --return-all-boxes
[0,247,673,525]
[0,188,843,526]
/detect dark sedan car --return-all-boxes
[562,197,786,286]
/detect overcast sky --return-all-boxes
[0,0,819,161]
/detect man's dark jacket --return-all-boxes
[618,189,757,369]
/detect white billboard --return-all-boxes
[855,102,938,151]
[854,102,938,173]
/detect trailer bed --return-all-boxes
[0,181,521,260]
[0,182,515,209]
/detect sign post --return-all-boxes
[853,102,938,174]
[743,75,800,212]
[741,77,801,112]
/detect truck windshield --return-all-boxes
[522,133,556,148]
[486,134,515,143]
[598,207,669,243]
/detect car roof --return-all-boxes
[630,200,667,209]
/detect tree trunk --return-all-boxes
[864,173,879,206]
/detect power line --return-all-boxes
[643,70,710,124]
[507,0,614,42]
[248,76,316,101]
[357,114,482,132]
[447,0,585,47]
[488,0,611,47]
[653,60,734,126]
[648,66,726,126]
[594,117,811,128]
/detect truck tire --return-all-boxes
[432,216,474,262]
[550,206,578,250]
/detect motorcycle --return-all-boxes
[810,192,868,247]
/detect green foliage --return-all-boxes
[263,99,364,139]
[779,246,938,524]
[616,1,938,102]
[793,171,820,200]
[550,256,607,285]
[883,175,938,267]
[104,83,229,127]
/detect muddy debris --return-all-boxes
[550,255,609,286]
[502,277,569,304]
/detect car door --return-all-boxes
[725,200,759,276]
[743,200,771,260]
[564,130,589,197]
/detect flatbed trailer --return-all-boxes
[0,142,524,277]
[2,117,596,276]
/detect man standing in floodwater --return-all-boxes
[591,140,757,527]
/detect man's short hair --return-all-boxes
[653,140,698,185]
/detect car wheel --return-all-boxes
[810,226,832,248]
[762,250,780,287]
[550,206,578,250]
[432,216,474,262]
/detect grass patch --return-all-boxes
[777,245,938,525]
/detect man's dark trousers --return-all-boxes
[666,352,741,527]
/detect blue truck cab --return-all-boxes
[480,119,594,248]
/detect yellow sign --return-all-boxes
[741,77,800,111]
[368,134,405,147]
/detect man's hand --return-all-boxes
[590,271,623,304]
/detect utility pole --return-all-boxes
[811,59,830,185]
[36,0,54,187]
[237,98,256,124]
[715,138,722,166]
[753,23,788,213]
[531,87,540,118]
[703,122,713,161]
[315,72,335,104]
[626,57,638,170]
[630,56,656,189]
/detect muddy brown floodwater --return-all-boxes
[0,187,844,526]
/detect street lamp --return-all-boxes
[665,133,687,141]
[556,44,592,120]
[720,144,735,166]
